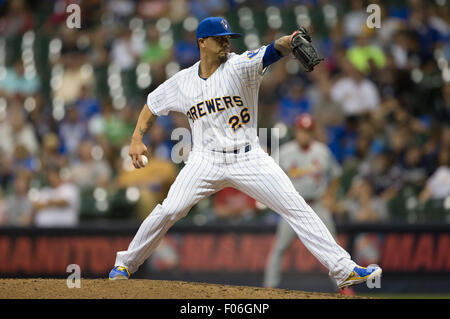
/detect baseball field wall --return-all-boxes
[0,223,449,294]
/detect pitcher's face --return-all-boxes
[200,36,231,62]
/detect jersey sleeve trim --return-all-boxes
[262,42,283,69]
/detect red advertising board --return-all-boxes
[0,224,449,277]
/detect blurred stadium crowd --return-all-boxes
[0,0,449,227]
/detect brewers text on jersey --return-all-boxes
[186,95,244,122]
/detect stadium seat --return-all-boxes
[416,199,449,222]
[79,189,110,220]
[94,65,109,100]
[387,192,410,222]
[280,9,297,33]
[5,35,22,66]
[108,189,137,219]
[79,188,137,221]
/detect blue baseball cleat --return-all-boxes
[338,265,382,289]
[109,266,130,280]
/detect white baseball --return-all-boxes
[141,155,148,167]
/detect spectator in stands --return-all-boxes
[358,151,402,202]
[141,25,171,66]
[111,28,145,71]
[107,0,136,24]
[0,59,40,98]
[44,0,75,31]
[376,3,407,47]
[346,30,386,76]
[87,100,117,166]
[408,4,444,58]
[146,121,173,161]
[278,81,311,126]
[39,132,67,171]
[371,52,415,103]
[0,100,39,159]
[330,58,380,116]
[52,51,94,104]
[4,171,33,226]
[93,103,134,151]
[400,143,428,189]
[352,135,373,167]
[0,0,34,37]
[137,0,169,20]
[387,126,411,165]
[59,105,90,159]
[343,178,388,223]
[425,3,450,43]
[173,30,200,69]
[329,115,359,165]
[389,30,417,70]
[11,144,39,174]
[69,139,112,191]
[342,0,367,39]
[421,124,442,176]
[307,63,344,128]
[390,103,412,130]
[419,149,450,204]
[188,0,228,19]
[60,28,86,58]
[141,25,172,85]
[31,166,80,227]
[74,85,101,121]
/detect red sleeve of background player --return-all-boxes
[213,187,232,206]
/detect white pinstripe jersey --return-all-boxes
[146,45,268,151]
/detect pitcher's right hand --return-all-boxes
[129,139,149,169]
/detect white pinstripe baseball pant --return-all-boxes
[263,201,337,288]
[114,146,356,284]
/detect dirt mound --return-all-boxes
[0,279,364,299]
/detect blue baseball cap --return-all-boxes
[196,17,241,40]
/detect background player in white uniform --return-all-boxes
[109,17,381,289]
[263,114,342,288]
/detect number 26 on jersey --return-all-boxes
[228,107,250,132]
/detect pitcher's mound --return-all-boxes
[0,279,364,299]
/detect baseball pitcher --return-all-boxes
[109,17,381,289]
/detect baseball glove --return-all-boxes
[291,27,324,72]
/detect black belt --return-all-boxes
[213,144,251,154]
